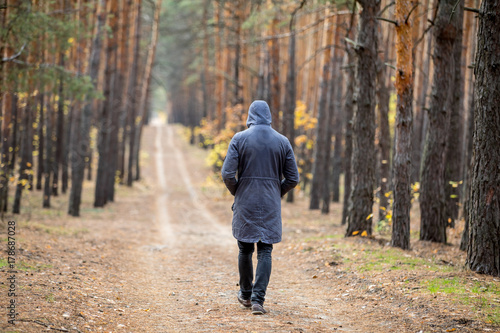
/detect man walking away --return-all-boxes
[221,100,299,315]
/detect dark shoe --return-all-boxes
[237,291,251,308]
[251,303,267,315]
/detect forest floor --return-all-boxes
[1,123,499,333]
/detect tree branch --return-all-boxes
[464,6,479,13]
[2,43,27,62]
[377,16,398,26]
[405,3,419,24]
[385,62,396,70]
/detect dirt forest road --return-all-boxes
[134,123,348,332]
[6,123,493,333]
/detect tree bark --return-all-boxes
[466,0,500,277]
[376,52,392,223]
[68,0,105,216]
[444,0,465,227]
[13,102,32,214]
[42,95,54,208]
[133,0,162,182]
[346,0,379,236]
[310,14,333,211]
[95,0,118,207]
[283,1,305,203]
[341,40,355,226]
[419,0,461,243]
[36,91,44,190]
[126,0,142,187]
[53,56,65,196]
[391,0,416,250]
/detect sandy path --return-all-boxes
[135,124,348,332]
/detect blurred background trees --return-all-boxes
[152,0,498,276]
[1,0,497,276]
[0,0,162,216]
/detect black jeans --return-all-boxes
[238,240,273,305]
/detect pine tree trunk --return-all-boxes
[42,97,53,208]
[331,47,344,203]
[310,14,333,211]
[53,58,65,197]
[95,0,118,207]
[68,0,105,216]
[412,0,434,183]
[126,0,142,187]
[376,56,392,223]
[391,0,416,250]
[444,0,465,227]
[346,0,379,236]
[283,1,305,203]
[466,0,500,277]
[36,93,44,190]
[270,17,280,129]
[13,103,32,214]
[133,0,162,183]
[61,104,72,194]
[419,0,461,243]
[341,44,355,226]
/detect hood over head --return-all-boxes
[246,100,272,128]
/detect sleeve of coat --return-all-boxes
[221,135,239,196]
[281,140,300,197]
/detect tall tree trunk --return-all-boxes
[310,13,333,211]
[341,39,356,226]
[95,0,118,207]
[270,17,280,129]
[444,0,465,228]
[391,0,416,250]
[419,0,461,243]
[345,0,380,236]
[323,17,343,213]
[13,103,32,214]
[466,0,500,277]
[36,92,44,190]
[53,57,65,196]
[126,0,142,187]
[5,91,18,212]
[232,0,243,106]
[331,40,344,204]
[376,49,392,223]
[0,0,12,214]
[283,0,306,204]
[133,0,162,182]
[460,10,478,250]
[61,104,72,194]
[117,0,132,184]
[68,0,105,216]
[42,95,54,208]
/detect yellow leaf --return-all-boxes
[446,329,456,332]
[366,213,373,220]
[361,231,368,237]
[352,230,360,236]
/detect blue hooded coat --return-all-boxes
[221,100,300,244]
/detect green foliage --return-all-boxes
[1,2,97,99]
